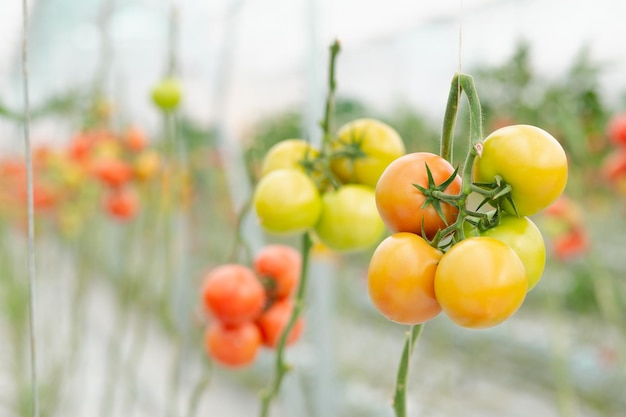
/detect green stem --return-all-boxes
[458,74,484,195]
[259,233,313,417]
[392,324,424,417]
[319,40,341,154]
[440,75,461,163]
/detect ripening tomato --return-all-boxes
[330,118,406,187]
[553,228,589,261]
[473,125,568,216]
[368,233,442,325]
[254,245,301,300]
[434,237,527,329]
[201,264,266,326]
[607,113,626,147]
[375,152,461,239]
[253,169,322,234]
[256,299,304,348]
[261,139,320,177]
[314,184,385,251]
[205,322,261,367]
[134,149,162,181]
[92,158,133,188]
[124,126,147,152]
[466,215,545,291]
[151,78,182,111]
[105,188,139,220]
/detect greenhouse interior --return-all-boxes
[1,0,625,416]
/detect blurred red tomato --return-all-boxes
[256,299,303,348]
[607,113,626,147]
[105,188,139,220]
[205,322,261,367]
[254,245,301,300]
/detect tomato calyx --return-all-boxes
[412,163,461,225]
[471,175,518,216]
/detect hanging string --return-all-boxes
[21,0,40,416]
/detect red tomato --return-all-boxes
[553,229,589,261]
[254,245,301,300]
[92,158,134,188]
[201,264,266,326]
[256,299,304,348]
[124,126,148,152]
[375,152,461,239]
[607,113,626,147]
[205,322,261,367]
[105,188,139,220]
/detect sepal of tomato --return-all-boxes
[261,139,320,177]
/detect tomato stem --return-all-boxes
[320,39,341,154]
[392,324,424,417]
[440,75,461,163]
[259,232,313,417]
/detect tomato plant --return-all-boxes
[205,322,262,368]
[375,152,461,239]
[254,244,301,300]
[434,237,527,329]
[256,299,304,348]
[314,184,384,251]
[253,169,322,234]
[473,124,568,216]
[201,264,266,326]
[330,118,406,187]
[368,233,442,324]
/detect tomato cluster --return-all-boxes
[368,123,568,329]
[200,245,304,368]
[253,118,405,252]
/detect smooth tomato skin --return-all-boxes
[254,245,301,300]
[151,78,182,111]
[205,322,261,368]
[466,216,546,291]
[314,184,385,252]
[256,299,304,348]
[434,237,527,329]
[367,233,442,325]
[607,113,626,147]
[253,169,322,234]
[473,125,568,216]
[261,139,320,177]
[331,118,406,187]
[375,152,461,239]
[201,264,266,326]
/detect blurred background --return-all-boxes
[1,0,625,416]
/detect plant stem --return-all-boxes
[320,40,341,154]
[392,324,424,417]
[259,233,313,417]
[440,75,461,163]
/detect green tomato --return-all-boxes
[151,78,182,111]
[253,169,321,234]
[473,125,568,216]
[330,118,405,188]
[261,139,320,177]
[314,184,385,252]
[465,215,546,291]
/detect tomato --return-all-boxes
[607,112,626,147]
[375,152,461,239]
[254,245,301,300]
[253,169,322,234]
[473,125,568,216]
[92,158,133,188]
[434,237,527,329]
[105,188,139,220]
[314,184,384,251]
[256,299,304,348]
[124,126,147,152]
[151,78,182,111]
[466,215,545,291]
[330,118,406,187]
[260,139,320,177]
[134,150,162,181]
[602,150,626,195]
[201,264,266,326]
[553,228,589,261]
[367,233,442,325]
[205,322,261,367]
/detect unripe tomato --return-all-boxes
[201,264,266,326]
[253,169,322,234]
[205,322,261,368]
[105,188,139,220]
[256,299,304,348]
[261,139,320,177]
[368,233,442,325]
[314,184,384,252]
[254,245,301,300]
[434,237,527,329]
[466,215,545,291]
[151,78,182,111]
[375,152,461,239]
[331,118,406,187]
[473,125,568,216]
[607,112,626,147]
